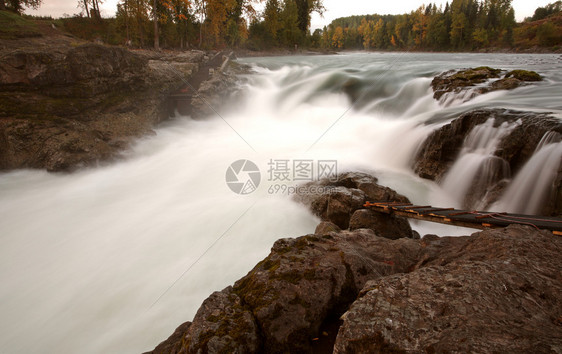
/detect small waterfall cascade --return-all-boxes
[493,131,562,215]
[441,118,519,208]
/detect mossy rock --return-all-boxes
[505,70,542,81]
[451,66,502,82]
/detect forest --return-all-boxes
[3,0,562,51]
[318,0,562,50]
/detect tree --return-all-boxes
[78,0,103,20]
[116,0,150,47]
[427,13,450,49]
[153,0,159,49]
[332,25,344,48]
[4,0,41,13]
[537,22,558,46]
[472,27,488,46]
[372,17,386,48]
[293,0,324,35]
[412,6,428,47]
[264,0,281,41]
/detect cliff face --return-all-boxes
[0,26,238,172]
[147,173,562,353]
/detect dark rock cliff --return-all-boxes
[0,42,235,171]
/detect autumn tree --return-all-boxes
[332,25,344,48]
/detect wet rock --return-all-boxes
[155,230,422,353]
[151,224,562,353]
[0,42,227,171]
[190,70,237,118]
[414,108,562,213]
[334,225,562,353]
[314,221,341,235]
[182,287,260,353]
[413,108,562,182]
[349,209,413,240]
[431,67,542,103]
[147,321,191,354]
[431,66,501,100]
[505,69,542,81]
[293,172,410,230]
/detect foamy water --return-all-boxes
[1,52,561,353]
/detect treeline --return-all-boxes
[320,0,516,51]
[246,0,324,49]
[38,0,325,50]
[11,0,562,50]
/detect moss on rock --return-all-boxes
[505,69,542,81]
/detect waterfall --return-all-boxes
[493,138,562,215]
[440,118,518,209]
[534,131,562,152]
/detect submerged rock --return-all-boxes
[431,66,542,103]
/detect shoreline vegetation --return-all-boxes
[1,0,562,53]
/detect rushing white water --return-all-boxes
[493,141,562,214]
[441,118,518,208]
[1,52,561,353]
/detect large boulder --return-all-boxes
[348,209,413,240]
[147,230,423,354]
[334,225,562,353]
[150,224,562,353]
[431,67,542,103]
[293,172,412,235]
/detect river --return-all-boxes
[0,52,561,353]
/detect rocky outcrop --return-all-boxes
[0,42,236,171]
[431,66,542,103]
[149,223,562,354]
[413,108,562,214]
[148,229,424,353]
[293,172,413,237]
[414,108,562,181]
[334,225,562,353]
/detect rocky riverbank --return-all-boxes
[147,63,562,352]
[0,29,239,172]
[147,172,562,353]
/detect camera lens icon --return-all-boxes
[226,159,261,195]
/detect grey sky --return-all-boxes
[26,0,552,27]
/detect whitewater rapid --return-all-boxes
[1,52,561,353]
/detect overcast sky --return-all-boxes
[26,0,553,27]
